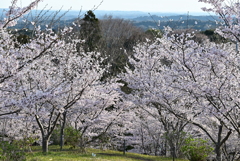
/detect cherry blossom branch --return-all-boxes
[0,109,21,117]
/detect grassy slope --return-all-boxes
[26,145,187,161]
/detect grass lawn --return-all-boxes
[26,145,187,161]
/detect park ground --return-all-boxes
[26,145,187,161]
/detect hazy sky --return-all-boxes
[2,0,210,13]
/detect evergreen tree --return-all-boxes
[80,10,101,52]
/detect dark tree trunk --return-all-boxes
[42,136,49,154]
[60,111,67,150]
[215,125,222,161]
[214,125,232,161]
[215,145,222,161]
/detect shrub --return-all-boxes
[15,136,38,152]
[181,137,213,161]
[64,126,82,149]
[51,127,61,145]
[0,141,26,161]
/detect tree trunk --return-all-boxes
[60,111,67,150]
[215,125,222,161]
[42,136,49,154]
[216,150,222,161]
[215,144,222,161]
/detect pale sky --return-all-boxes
[1,0,210,13]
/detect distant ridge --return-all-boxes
[0,8,218,31]
[0,8,212,20]
[132,15,219,22]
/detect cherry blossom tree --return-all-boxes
[8,26,121,153]
[0,0,122,153]
[199,0,240,42]
[119,39,191,157]
[120,26,239,160]
[126,107,171,156]
[62,81,123,151]
[0,0,45,117]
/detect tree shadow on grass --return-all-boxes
[97,153,156,161]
